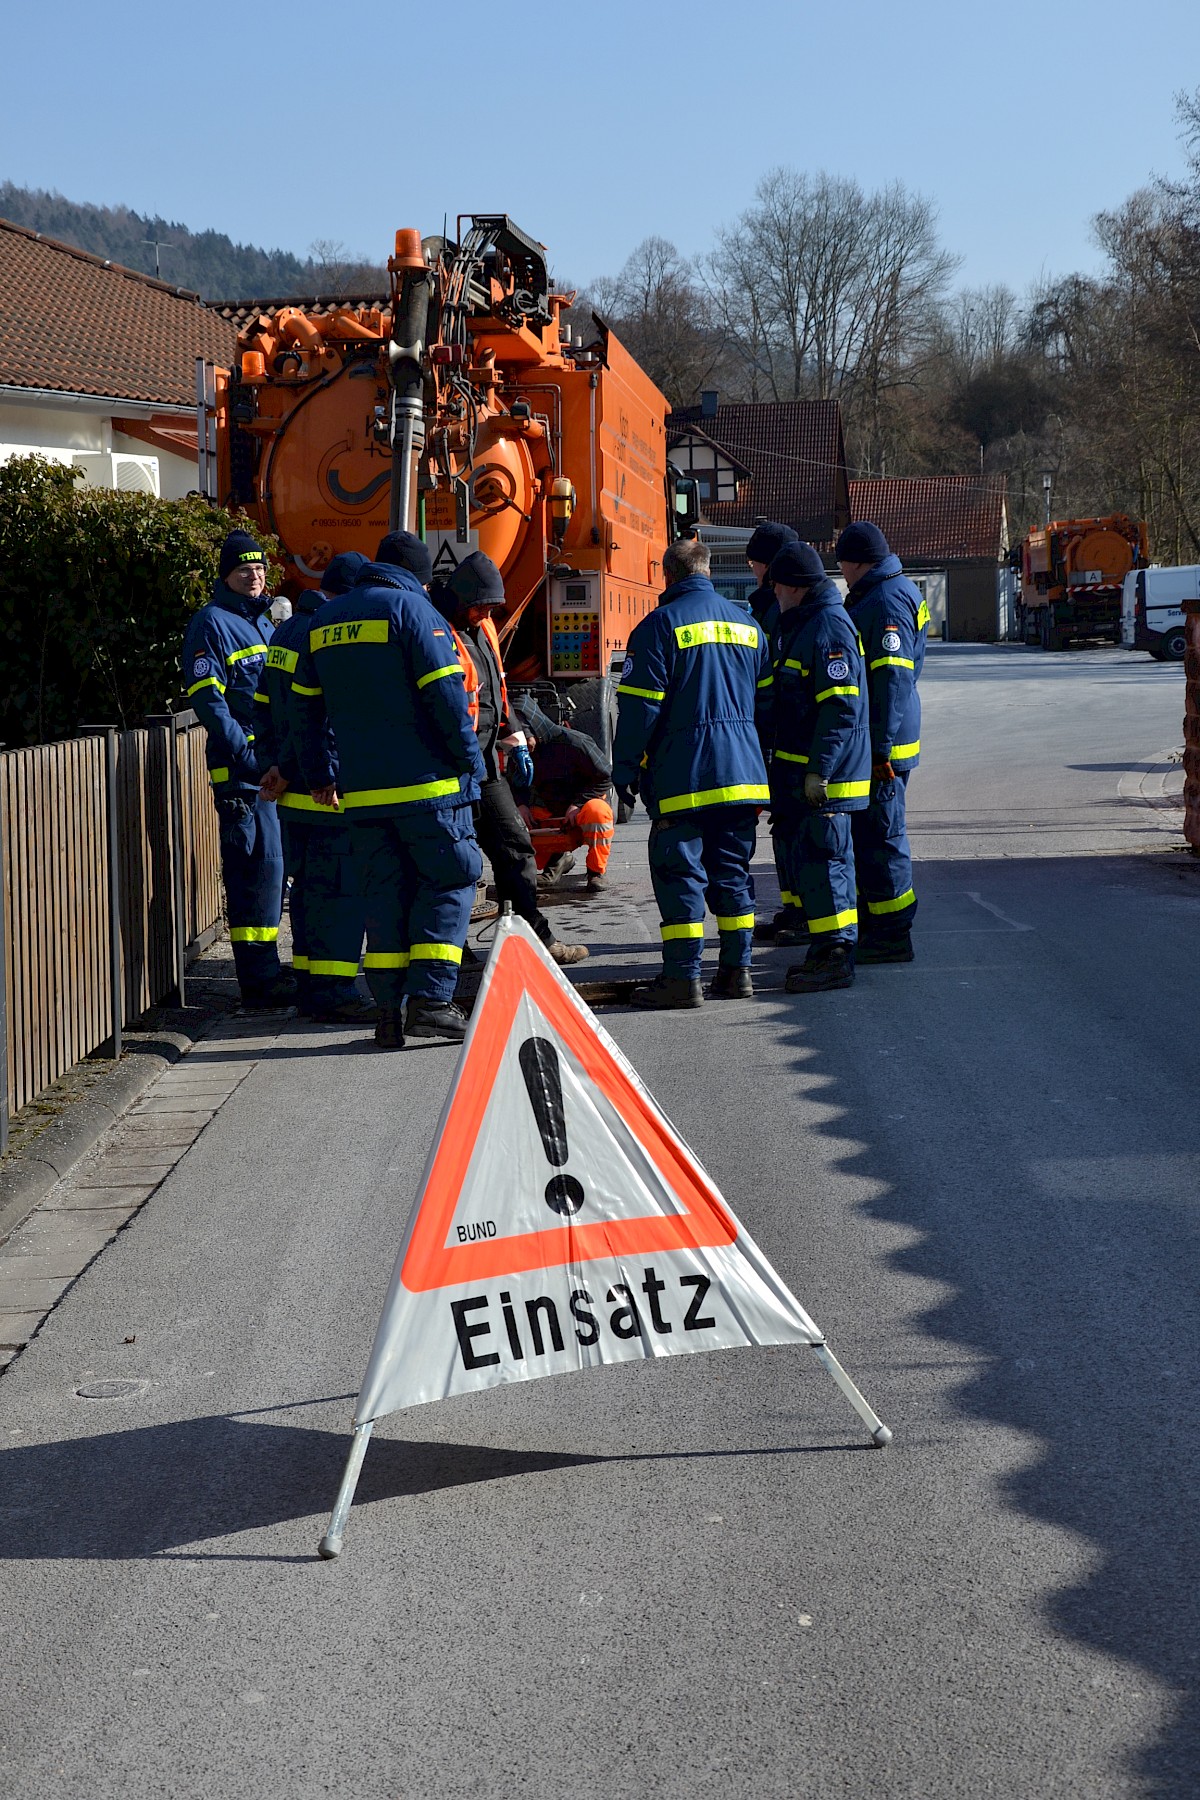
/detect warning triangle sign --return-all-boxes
[353,918,824,1424]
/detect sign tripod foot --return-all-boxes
[810,1340,892,1447]
[318,1420,374,1559]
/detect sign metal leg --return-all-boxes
[810,1341,893,1447]
[318,1420,374,1559]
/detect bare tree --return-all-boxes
[577,237,728,407]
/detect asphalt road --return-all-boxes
[2,645,1197,1799]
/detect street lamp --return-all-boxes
[1041,470,1053,528]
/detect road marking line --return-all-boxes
[966,892,1034,931]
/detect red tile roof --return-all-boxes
[668,399,849,544]
[848,476,1007,562]
[208,295,388,331]
[0,217,236,406]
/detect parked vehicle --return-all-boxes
[1016,514,1148,650]
[1121,565,1199,661]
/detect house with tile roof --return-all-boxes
[848,476,1009,642]
[0,218,236,498]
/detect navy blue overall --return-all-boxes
[763,581,871,946]
[292,563,485,1007]
[257,590,365,1011]
[181,584,283,995]
[845,556,928,938]
[613,574,771,978]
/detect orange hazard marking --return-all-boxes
[400,934,737,1292]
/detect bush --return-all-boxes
[0,456,280,748]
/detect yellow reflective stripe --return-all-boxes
[869,656,915,670]
[226,643,268,664]
[417,664,464,690]
[774,750,809,764]
[716,914,754,930]
[292,954,310,971]
[891,739,920,759]
[409,942,463,963]
[658,783,769,813]
[210,767,230,784]
[278,792,340,812]
[867,889,916,915]
[343,778,462,808]
[756,675,774,689]
[292,682,323,698]
[617,683,666,701]
[782,658,809,674]
[814,685,860,703]
[364,952,410,969]
[307,958,361,977]
[188,676,226,697]
[253,689,272,703]
[266,644,299,672]
[661,921,705,940]
[826,780,871,799]
[807,907,858,933]
[229,925,279,943]
[674,619,760,650]
[311,618,389,651]
[779,890,801,907]
[917,601,930,629]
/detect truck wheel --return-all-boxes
[1038,612,1052,651]
[567,676,618,806]
[1158,627,1187,662]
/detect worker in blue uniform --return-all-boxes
[837,522,928,964]
[292,531,485,1050]
[764,541,871,994]
[181,530,292,1009]
[742,519,805,945]
[612,534,771,1008]
[257,551,375,1026]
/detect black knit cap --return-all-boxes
[768,541,828,588]
[321,551,368,596]
[219,530,266,580]
[746,520,799,566]
[835,521,890,564]
[375,530,433,586]
[448,551,506,610]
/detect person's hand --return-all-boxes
[804,773,829,806]
[259,765,288,801]
[564,804,581,826]
[616,784,638,813]
[872,758,896,785]
[508,746,534,787]
[310,785,340,810]
[518,804,535,826]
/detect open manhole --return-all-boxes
[75,1379,148,1401]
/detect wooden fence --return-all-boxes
[0,713,224,1150]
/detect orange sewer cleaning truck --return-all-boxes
[201,215,698,755]
[1016,514,1149,651]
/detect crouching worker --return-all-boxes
[509,696,615,892]
[258,551,375,1025]
[182,530,293,1009]
[764,542,870,994]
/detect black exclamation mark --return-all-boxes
[518,1037,585,1217]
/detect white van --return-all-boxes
[1121,566,1199,660]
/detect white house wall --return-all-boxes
[0,401,196,501]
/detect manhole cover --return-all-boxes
[75,1379,147,1401]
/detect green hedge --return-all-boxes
[0,455,279,749]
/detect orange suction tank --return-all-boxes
[259,362,393,579]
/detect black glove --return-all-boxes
[215,796,253,823]
[616,784,638,813]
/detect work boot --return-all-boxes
[546,939,589,966]
[855,932,914,965]
[784,942,855,994]
[311,995,379,1025]
[538,851,577,889]
[374,1005,405,1050]
[631,975,704,1010]
[754,905,802,943]
[405,997,469,1042]
[240,971,298,1010]
[774,919,810,947]
[585,871,608,893]
[708,965,754,999]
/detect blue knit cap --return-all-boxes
[746,520,799,565]
[769,541,827,588]
[835,521,890,564]
[375,530,434,586]
[321,551,368,596]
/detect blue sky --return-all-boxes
[3,0,1197,297]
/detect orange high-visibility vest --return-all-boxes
[450,613,508,737]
